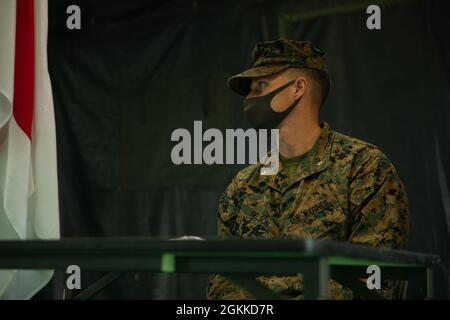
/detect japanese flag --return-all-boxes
[0,0,60,299]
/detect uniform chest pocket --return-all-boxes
[237,193,282,238]
[283,199,347,239]
[241,193,268,206]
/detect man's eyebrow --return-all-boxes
[252,78,267,83]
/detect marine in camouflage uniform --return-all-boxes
[207,39,410,300]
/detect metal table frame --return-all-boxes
[0,237,441,300]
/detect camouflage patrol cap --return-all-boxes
[228,38,328,96]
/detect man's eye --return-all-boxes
[258,82,268,90]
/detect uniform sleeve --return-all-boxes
[206,176,255,300]
[348,148,410,249]
[347,149,410,299]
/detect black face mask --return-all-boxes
[243,80,300,130]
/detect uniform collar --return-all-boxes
[251,122,334,193]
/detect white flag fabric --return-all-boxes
[0,0,60,299]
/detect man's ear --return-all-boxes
[294,77,307,99]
